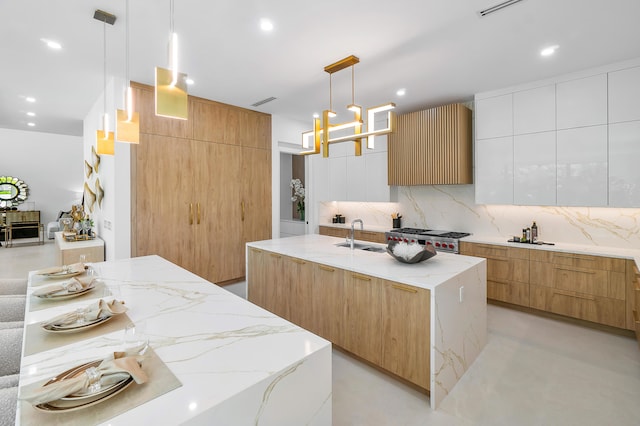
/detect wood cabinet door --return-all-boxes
[311,263,345,344]
[132,83,191,138]
[191,140,244,283]
[247,248,266,307]
[286,256,313,330]
[135,134,195,272]
[246,248,286,317]
[381,281,430,389]
[241,147,272,250]
[343,271,382,365]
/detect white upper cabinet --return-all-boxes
[556,126,608,206]
[327,156,347,201]
[346,155,367,201]
[475,136,513,204]
[475,94,513,140]
[365,152,390,202]
[608,66,640,124]
[513,132,556,206]
[609,121,640,206]
[556,74,607,129]
[513,85,556,135]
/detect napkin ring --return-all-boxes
[85,367,101,393]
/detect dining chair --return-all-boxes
[0,386,18,426]
[0,327,22,377]
[0,295,25,322]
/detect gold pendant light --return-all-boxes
[155,0,188,120]
[116,0,140,143]
[302,55,396,157]
[94,10,116,155]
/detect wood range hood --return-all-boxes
[388,103,472,186]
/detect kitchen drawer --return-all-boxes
[462,243,529,260]
[530,284,626,328]
[529,250,626,272]
[487,257,529,284]
[355,230,387,244]
[487,280,529,307]
[530,262,625,300]
[319,226,348,239]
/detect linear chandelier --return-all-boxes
[302,55,395,157]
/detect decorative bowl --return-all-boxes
[386,241,437,264]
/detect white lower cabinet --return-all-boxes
[475,136,513,204]
[557,125,608,206]
[513,132,556,206]
[609,121,640,206]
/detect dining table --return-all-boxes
[16,255,332,425]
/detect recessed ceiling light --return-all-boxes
[313,113,319,118]
[185,78,194,85]
[27,122,36,127]
[26,112,36,117]
[25,97,36,103]
[41,38,62,50]
[540,45,559,57]
[260,18,274,32]
[396,88,406,96]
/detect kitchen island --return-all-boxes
[18,255,331,425]
[246,234,487,409]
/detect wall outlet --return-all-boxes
[104,220,112,230]
[459,286,464,303]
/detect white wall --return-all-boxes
[271,114,309,238]
[83,76,131,260]
[0,128,83,226]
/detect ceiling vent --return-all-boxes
[478,0,525,17]
[251,97,277,107]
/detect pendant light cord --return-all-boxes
[125,0,130,87]
[103,20,107,116]
[351,65,355,105]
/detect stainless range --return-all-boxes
[384,228,471,254]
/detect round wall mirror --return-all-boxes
[0,176,29,208]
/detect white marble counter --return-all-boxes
[18,255,332,425]
[247,234,487,409]
[463,235,640,267]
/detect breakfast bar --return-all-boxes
[17,255,331,425]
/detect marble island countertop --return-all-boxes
[248,234,485,291]
[18,255,332,425]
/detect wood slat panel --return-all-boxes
[388,103,472,185]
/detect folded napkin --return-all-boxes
[35,263,85,276]
[21,348,148,406]
[42,299,127,328]
[32,276,95,297]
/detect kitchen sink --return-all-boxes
[334,242,386,253]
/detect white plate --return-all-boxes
[35,282,96,300]
[34,360,135,412]
[41,315,112,333]
[39,269,85,279]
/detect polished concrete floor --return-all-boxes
[2,242,639,425]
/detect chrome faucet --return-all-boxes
[348,219,364,250]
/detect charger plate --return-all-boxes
[41,315,112,334]
[35,282,96,300]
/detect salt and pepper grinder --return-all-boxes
[531,221,538,243]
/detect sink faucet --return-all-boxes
[348,219,364,250]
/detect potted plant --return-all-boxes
[290,178,305,221]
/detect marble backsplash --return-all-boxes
[318,185,640,249]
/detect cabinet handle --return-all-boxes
[352,273,371,281]
[270,253,281,259]
[555,254,594,262]
[391,284,417,293]
[552,289,595,301]
[197,203,201,224]
[241,201,245,222]
[189,203,193,225]
[556,267,596,275]
[291,258,306,265]
[319,265,335,272]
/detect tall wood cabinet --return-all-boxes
[132,83,271,284]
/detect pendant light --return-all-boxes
[116,0,140,143]
[155,0,188,120]
[302,55,396,157]
[94,10,116,155]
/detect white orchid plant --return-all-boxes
[290,178,305,218]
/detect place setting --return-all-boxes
[24,299,134,357]
[34,262,87,279]
[19,328,182,425]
